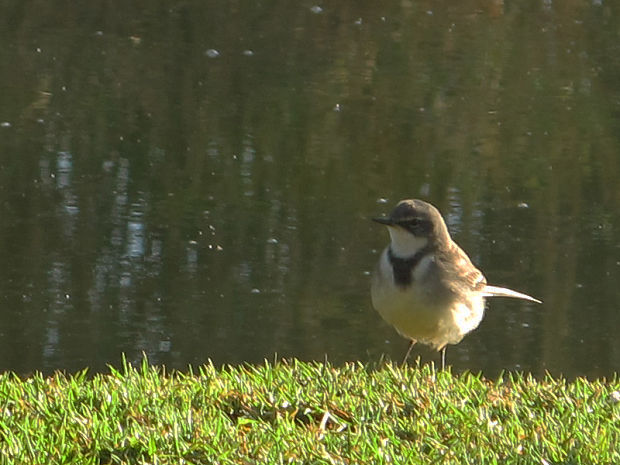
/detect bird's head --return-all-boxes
[373,199,450,257]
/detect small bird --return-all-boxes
[371,199,541,369]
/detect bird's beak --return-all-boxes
[372,216,394,226]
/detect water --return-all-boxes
[0,1,619,378]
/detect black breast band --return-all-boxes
[388,246,432,287]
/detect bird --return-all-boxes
[370,199,541,369]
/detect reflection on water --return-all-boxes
[44,261,70,361]
[0,1,620,378]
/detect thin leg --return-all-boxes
[439,346,447,370]
[401,340,416,366]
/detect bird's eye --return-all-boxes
[402,217,429,235]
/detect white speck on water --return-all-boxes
[242,49,254,56]
[0,122,11,128]
[377,198,388,204]
[310,5,323,14]
[251,288,261,294]
[205,49,220,58]
[517,202,529,209]
[267,238,278,244]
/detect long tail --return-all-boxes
[482,285,542,304]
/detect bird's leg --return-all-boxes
[401,340,416,366]
[439,346,447,370]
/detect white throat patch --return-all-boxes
[387,225,429,258]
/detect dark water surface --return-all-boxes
[1,1,620,378]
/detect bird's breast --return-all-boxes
[371,248,485,348]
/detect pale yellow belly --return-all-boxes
[371,280,484,350]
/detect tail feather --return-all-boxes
[483,285,542,304]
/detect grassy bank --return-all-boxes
[0,358,618,464]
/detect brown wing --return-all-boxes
[435,241,487,297]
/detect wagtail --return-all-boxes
[371,199,541,369]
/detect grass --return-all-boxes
[0,357,619,464]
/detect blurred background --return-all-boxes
[1,0,619,378]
